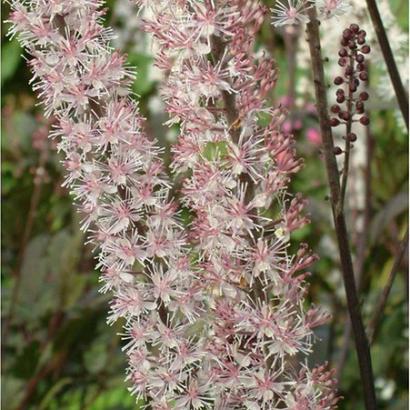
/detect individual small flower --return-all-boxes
[271,0,311,26]
[317,0,351,19]
[306,127,322,145]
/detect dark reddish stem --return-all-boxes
[365,0,409,130]
[336,117,374,378]
[306,7,377,410]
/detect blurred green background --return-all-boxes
[1,1,408,409]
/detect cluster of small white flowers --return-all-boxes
[139,1,339,408]
[271,0,351,26]
[8,0,339,408]
[7,0,209,407]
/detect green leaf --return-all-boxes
[369,190,408,245]
[1,39,22,85]
[18,234,53,321]
[11,340,41,379]
[83,340,108,374]
[128,53,155,96]
[202,141,228,161]
[1,376,25,410]
[38,378,73,410]
[88,386,143,410]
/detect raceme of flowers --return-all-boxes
[8,0,338,409]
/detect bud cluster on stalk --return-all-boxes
[330,24,371,155]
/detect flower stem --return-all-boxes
[365,0,409,130]
[306,7,377,410]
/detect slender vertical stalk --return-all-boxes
[306,7,377,410]
[336,120,374,378]
[365,0,409,130]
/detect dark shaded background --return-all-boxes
[2,1,408,409]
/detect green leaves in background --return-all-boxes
[128,52,155,97]
[1,39,21,86]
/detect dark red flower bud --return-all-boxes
[356,54,365,63]
[330,118,340,127]
[345,67,353,77]
[359,72,368,81]
[359,91,369,101]
[347,133,357,142]
[348,40,356,49]
[338,57,347,67]
[357,63,366,72]
[338,48,348,57]
[340,111,350,121]
[331,104,341,113]
[356,101,365,114]
[343,29,353,39]
[356,101,364,110]
[350,24,360,33]
[333,146,343,155]
[334,76,344,85]
[336,95,345,104]
[361,45,371,54]
[360,115,370,125]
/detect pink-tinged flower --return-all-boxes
[140,0,338,407]
[9,0,339,407]
[7,0,207,406]
[279,94,295,108]
[317,0,351,19]
[307,126,322,145]
[271,0,311,27]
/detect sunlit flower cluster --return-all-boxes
[8,0,338,408]
[7,0,204,406]
[140,0,338,408]
[272,0,350,26]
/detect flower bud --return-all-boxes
[330,118,340,127]
[334,76,344,85]
[356,54,365,63]
[359,72,368,81]
[347,133,357,142]
[359,91,369,101]
[338,48,348,57]
[331,104,341,113]
[360,115,370,125]
[361,45,371,54]
[343,29,353,40]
